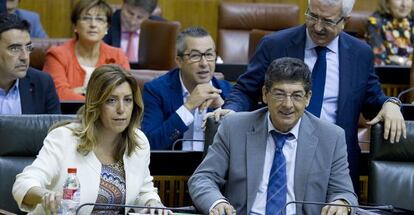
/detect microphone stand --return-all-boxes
[75,202,198,214]
[171,139,204,151]
[281,201,394,215]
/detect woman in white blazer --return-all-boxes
[13,64,168,214]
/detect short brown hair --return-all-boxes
[123,0,158,13]
[71,0,113,26]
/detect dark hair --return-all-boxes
[176,26,212,56]
[0,13,30,38]
[264,57,312,92]
[124,0,158,13]
[71,0,113,26]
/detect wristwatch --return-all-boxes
[385,97,402,107]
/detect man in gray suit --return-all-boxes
[188,57,357,215]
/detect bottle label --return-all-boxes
[63,188,78,200]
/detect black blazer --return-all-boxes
[19,68,61,114]
[0,0,6,13]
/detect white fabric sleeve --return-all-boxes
[176,105,194,126]
[209,199,229,213]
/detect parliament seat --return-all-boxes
[0,115,198,213]
[137,19,181,70]
[218,2,299,64]
[30,38,69,70]
[0,115,75,214]
[368,122,414,211]
[344,10,371,40]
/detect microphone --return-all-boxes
[171,138,204,151]
[75,202,198,215]
[397,87,414,101]
[281,201,394,215]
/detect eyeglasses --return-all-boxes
[7,44,34,56]
[305,8,344,27]
[79,16,107,24]
[181,50,217,62]
[269,91,307,103]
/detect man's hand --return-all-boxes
[320,200,350,215]
[367,102,406,143]
[202,108,235,129]
[210,202,235,215]
[184,84,222,112]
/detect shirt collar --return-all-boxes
[267,111,301,140]
[305,28,339,54]
[0,79,19,95]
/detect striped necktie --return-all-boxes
[266,130,292,215]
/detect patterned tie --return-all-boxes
[307,46,328,117]
[266,130,291,215]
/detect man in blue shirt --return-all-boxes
[0,13,59,114]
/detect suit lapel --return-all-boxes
[18,75,34,114]
[294,112,318,204]
[168,69,185,111]
[246,109,268,212]
[336,34,354,125]
[286,25,306,60]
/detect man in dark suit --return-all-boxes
[189,58,357,215]
[0,13,60,114]
[0,0,6,14]
[211,0,406,192]
[103,0,163,62]
[142,27,232,150]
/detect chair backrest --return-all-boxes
[344,10,371,40]
[218,2,299,64]
[369,122,414,211]
[130,69,168,92]
[203,116,221,158]
[248,29,273,60]
[30,38,69,70]
[0,115,75,214]
[137,19,181,70]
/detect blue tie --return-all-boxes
[307,46,328,117]
[266,131,291,215]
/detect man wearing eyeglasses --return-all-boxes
[211,0,406,193]
[189,57,357,215]
[141,27,232,150]
[0,13,60,114]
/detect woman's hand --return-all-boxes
[143,199,173,215]
[41,191,62,215]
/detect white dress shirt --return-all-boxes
[304,29,340,124]
[175,72,210,151]
[250,113,301,215]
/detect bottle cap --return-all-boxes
[67,168,77,173]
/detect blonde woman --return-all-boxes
[13,64,168,215]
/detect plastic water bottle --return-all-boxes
[60,168,80,215]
